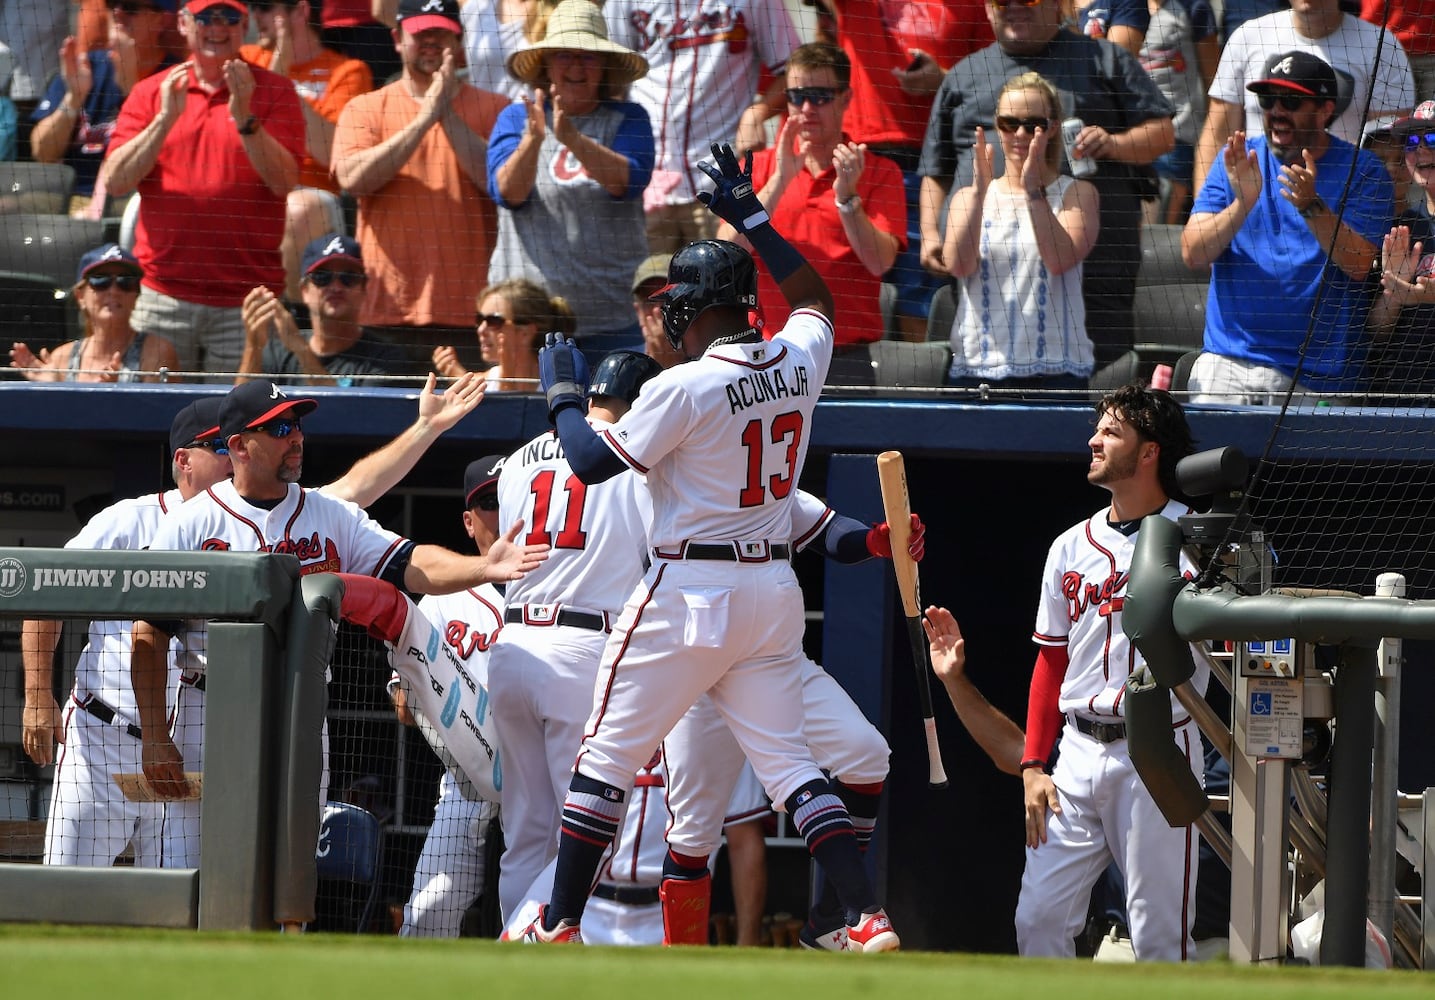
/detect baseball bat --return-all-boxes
[875,450,949,789]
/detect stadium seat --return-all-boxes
[315,801,383,934]
[1172,349,1201,393]
[870,339,951,391]
[0,163,77,215]
[1089,349,1141,396]
[0,270,72,370]
[924,282,956,343]
[1133,223,1209,368]
[0,214,107,289]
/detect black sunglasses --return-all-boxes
[248,417,302,439]
[85,273,141,292]
[190,6,244,26]
[187,436,229,455]
[476,312,512,327]
[307,270,366,288]
[472,492,500,512]
[785,86,840,108]
[995,115,1050,134]
[1256,93,1310,112]
[1404,132,1435,151]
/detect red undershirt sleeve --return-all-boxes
[1023,644,1069,765]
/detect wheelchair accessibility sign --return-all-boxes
[1242,676,1302,759]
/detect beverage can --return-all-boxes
[1062,117,1097,178]
[1150,364,1173,390]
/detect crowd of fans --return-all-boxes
[0,0,1431,401]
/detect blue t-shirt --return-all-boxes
[1192,135,1392,392]
[1078,0,1151,40]
[32,52,179,196]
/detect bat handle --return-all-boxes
[924,717,949,789]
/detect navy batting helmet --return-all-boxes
[650,239,757,349]
[587,350,663,404]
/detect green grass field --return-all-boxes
[2,926,1427,1000]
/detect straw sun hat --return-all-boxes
[506,0,649,88]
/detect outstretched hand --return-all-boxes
[486,518,550,582]
[538,331,589,422]
[420,370,485,432]
[697,141,769,233]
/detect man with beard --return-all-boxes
[1181,50,1392,405]
[1014,383,1205,961]
[333,0,508,372]
[237,233,404,386]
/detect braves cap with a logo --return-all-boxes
[1390,100,1435,139]
[220,379,319,439]
[169,397,224,454]
[1246,50,1338,101]
[463,455,507,508]
[301,233,364,276]
[76,243,143,283]
[396,0,461,34]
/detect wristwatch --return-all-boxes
[1299,195,1327,220]
[236,115,260,136]
[835,193,861,216]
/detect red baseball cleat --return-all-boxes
[516,905,583,944]
[847,909,899,953]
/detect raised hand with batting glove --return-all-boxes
[697,141,770,235]
[538,331,590,423]
[865,514,925,562]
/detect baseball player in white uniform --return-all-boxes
[131,379,547,867]
[604,0,800,250]
[22,375,487,868]
[1016,384,1208,961]
[487,352,662,921]
[384,455,510,937]
[520,144,898,951]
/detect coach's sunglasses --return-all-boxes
[996,115,1050,134]
[85,273,141,292]
[1256,93,1309,112]
[1404,132,1435,151]
[307,270,366,289]
[187,436,229,455]
[189,6,244,26]
[785,87,840,108]
[248,418,303,439]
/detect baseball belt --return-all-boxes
[591,883,662,905]
[656,542,791,562]
[1070,714,1126,743]
[181,673,206,692]
[503,607,612,632]
[75,694,143,740]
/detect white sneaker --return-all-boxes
[847,909,899,953]
[799,921,850,951]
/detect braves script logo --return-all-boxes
[628,7,749,54]
[200,534,342,573]
[444,618,499,660]
[1060,569,1127,623]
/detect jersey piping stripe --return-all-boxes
[575,563,666,770]
[791,505,833,552]
[711,344,789,371]
[601,426,649,474]
[1032,631,1068,645]
[369,536,408,579]
[157,491,171,514]
[1082,516,1120,683]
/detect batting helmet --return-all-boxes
[650,239,757,349]
[587,350,663,404]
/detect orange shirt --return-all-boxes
[241,43,373,192]
[333,80,511,328]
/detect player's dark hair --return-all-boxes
[1095,383,1195,498]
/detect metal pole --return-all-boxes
[1321,643,1378,967]
[1369,572,1404,948]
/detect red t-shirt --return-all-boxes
[834,0,989,148]
[322,0,380,28]
[749,140,907,346]
[108,64,306,307]
[1360,0,1435,57]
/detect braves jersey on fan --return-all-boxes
[147,479,407,677]
[64,489,184,719]
[605,0,800,206]
[498,424,652,615]
[600,308,834,546]
[1032,499,1209,718]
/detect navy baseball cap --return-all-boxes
[1247,51,1338,102]
[301,233,364,276]
[397,0,461,35]
[77,243,143,283]
[463,455,507,508]
[220,379,319,438]
[169,397,223,454]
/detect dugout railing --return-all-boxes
[0,548,338,930]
